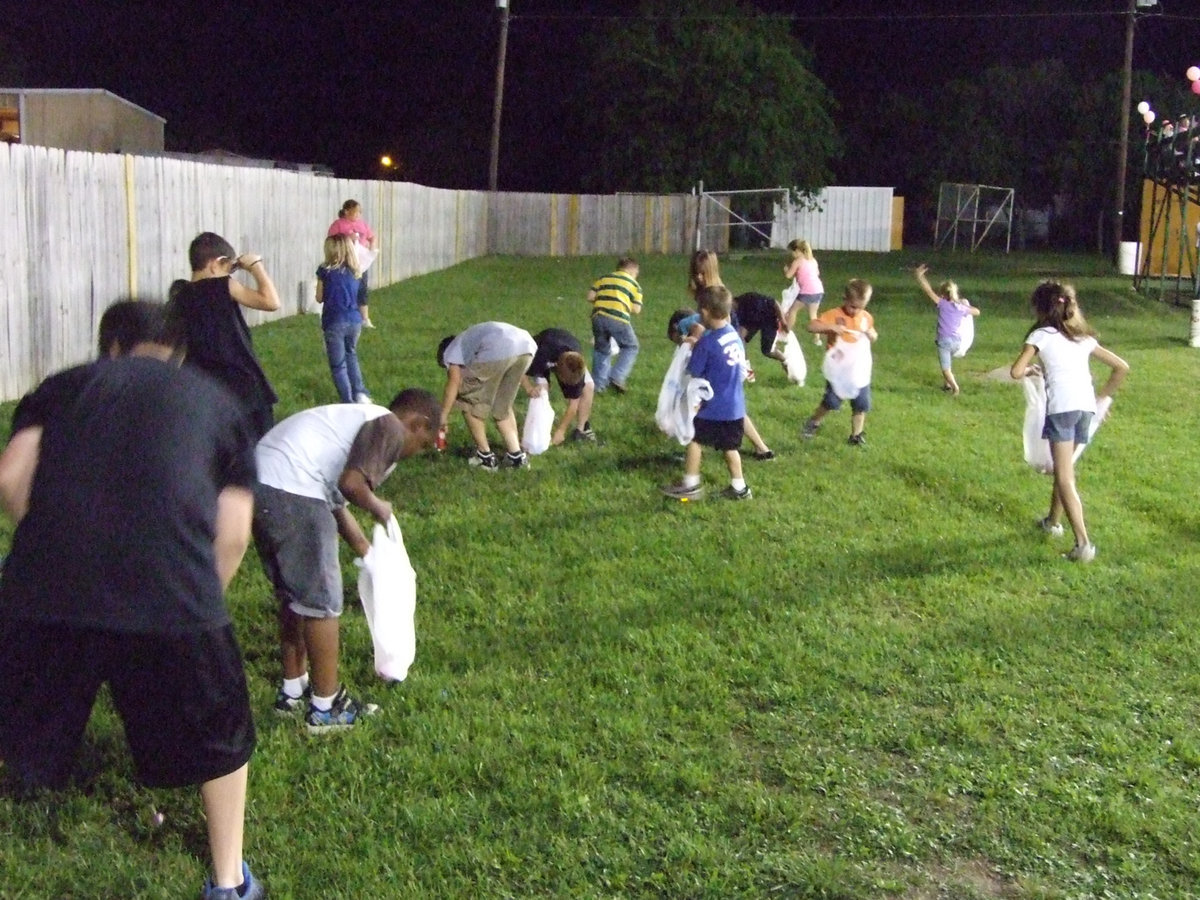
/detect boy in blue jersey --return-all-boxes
[660,286,752,500]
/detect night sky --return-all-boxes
[3,1,1199,189]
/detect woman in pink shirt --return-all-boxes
[782,238,824,341]
[327,200,378,327]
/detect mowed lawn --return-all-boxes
[2,249,1199,899]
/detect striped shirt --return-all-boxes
[590,270,643,323]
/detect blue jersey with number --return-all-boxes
[688,323,747,421]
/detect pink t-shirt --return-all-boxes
[327,217,375,245]
[794,258,823,295]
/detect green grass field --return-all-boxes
[2,249,1200,899]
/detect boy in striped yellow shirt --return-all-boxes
[587,257,643,392]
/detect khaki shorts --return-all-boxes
[456,353,532,420]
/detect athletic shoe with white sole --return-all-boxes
[660,481,704,500]
[306,686,380,734]
[1038,517,1065,537]
[1064,543,1097,563]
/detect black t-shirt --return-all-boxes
[167,277,277,432]
[733,292,780,334]
[529,328,585,400]
[1,357,257,634]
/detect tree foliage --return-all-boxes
[582,0,839,194]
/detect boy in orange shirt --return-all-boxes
[801,279,878,446]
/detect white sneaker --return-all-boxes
[1037,517,1064,537]
[1064,543,1097,563]
[355,393,373,404]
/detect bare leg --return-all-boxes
[724,449,744,481]
[304,617,341,698]
[684,441,702,478]
[463,411,491,454]
[850,411,866,437]
[1050,441,1088,547]
[577,380,595,430]
[494,410,521,453]
[1045,480,1064,528]
[201,763,248,890]
[742,415,769,453]
[941,367,960,394]
[279,606,307,680]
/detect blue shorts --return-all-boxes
[1043,410,1094,445]
[821,382,872,414]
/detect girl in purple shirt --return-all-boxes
[914,264,980,395]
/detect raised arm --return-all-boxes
[228,255,282,312]
[912,264,941,305]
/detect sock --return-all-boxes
[731,478,746,491]
[282,674,308,698]
[682,473,700,488]
[311,690,337,712]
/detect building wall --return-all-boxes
[3,90,164,153]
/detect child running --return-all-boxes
[782,238,824,339]
[913,264,980,395]
[801,279,878,446]
[661,285,752,501]
[316,234,371,403]
[1009,280,1128,563]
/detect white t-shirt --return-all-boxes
[443,322,536,367]
[257,404,393,505]
[1025,327,1098,415]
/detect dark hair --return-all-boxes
[556,351,585,386]
[436,335,457,369]
[188,232,236,272]
[389,387,441,426]
[1028,280,1094,341]
[617,256,638,270]
[98,299,181,356]
[667,307,695,341]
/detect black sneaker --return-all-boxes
[468,450,498,471]
[570,428,597,442]
[274,685,312,716]
[752,449,776,461]
[848,432,866,446]
[720,485,753,500]
[503,450,530,469]
[801,419,820,440]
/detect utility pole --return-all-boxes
[488,0,511,192]
[1114,0,1136,262]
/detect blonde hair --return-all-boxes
[787,238,814,260]
[323,234,361,276]
[688,249,723,296]
[844,278,873,307]
[938,279,961,302]
[1028,280,1094,341]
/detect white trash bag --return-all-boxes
[821,333,872,400]
[1021,372,1112,474]
[521,378,554,455]
[356,515,417,682]
[953,310,975,358]
[777,329,806,386]
[780,281,800,318]
[655,343,712,445]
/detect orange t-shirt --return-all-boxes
[818,306,874,349]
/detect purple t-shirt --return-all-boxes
[688,323,747,421]
[936,298,970,341]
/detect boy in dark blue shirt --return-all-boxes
[660,285,752,500]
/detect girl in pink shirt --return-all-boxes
[782,238,824,341]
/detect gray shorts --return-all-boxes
[252,483,343,618]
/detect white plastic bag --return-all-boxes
[521,378,554,455]
[356,516,416,682]
[354,243,378,274]
[778,329,806,385]
[953,309,974,358]
[655,343,712,445]
[780,281,800,317]
[1021,373,1112,474]
[821,334,872,400]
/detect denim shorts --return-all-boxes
[1043,410,1094,445]
[935,336,961,370]
[252,483,343,619]
[821,382,872,413]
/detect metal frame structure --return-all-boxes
[934,182,1013,253]
[694,182,791,251]
[1135,119,1199,301]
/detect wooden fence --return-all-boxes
[0,143,700,400]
